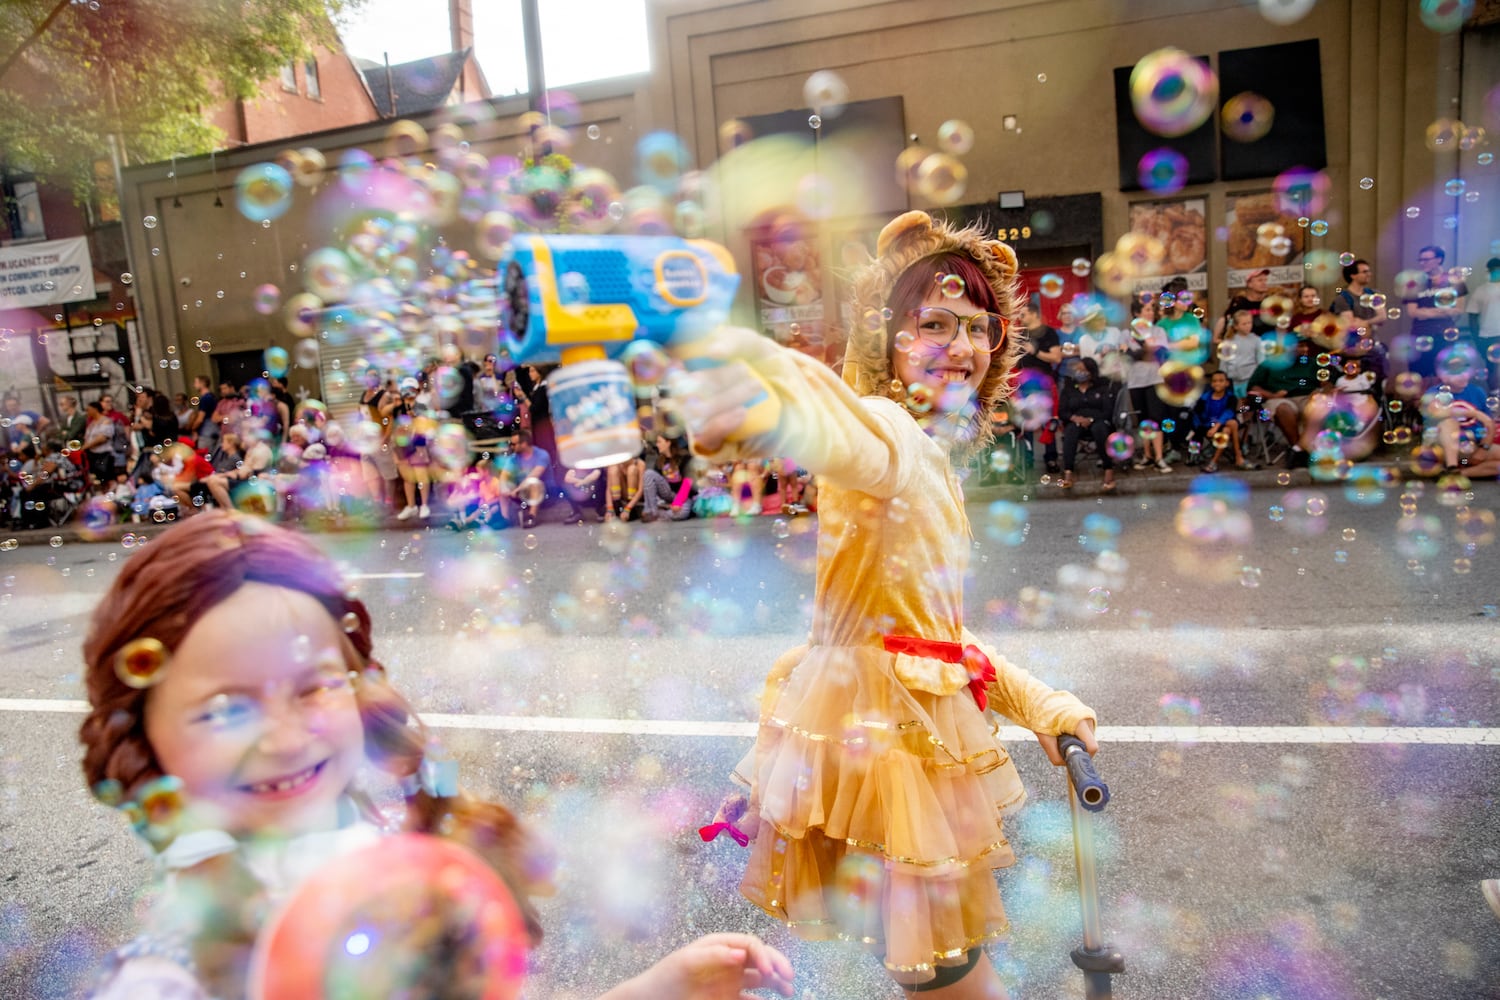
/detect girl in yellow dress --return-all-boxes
[678,211,1100,997]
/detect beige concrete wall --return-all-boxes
[118,0,1493,396]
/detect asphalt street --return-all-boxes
[1,477,1498,999]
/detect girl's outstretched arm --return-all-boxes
[670,326,911,498]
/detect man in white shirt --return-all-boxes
[1467,257,1500,387]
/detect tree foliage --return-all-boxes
[0,0,367,200]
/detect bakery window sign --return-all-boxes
[1125,197,1208,281]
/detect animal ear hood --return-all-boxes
[842,213,1022,417]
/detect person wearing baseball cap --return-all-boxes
[1214,267,1274,342]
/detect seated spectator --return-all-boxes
[1193,371,1254,472]
[1058,357,1117,491]
[498,429,551,529]
[691,463,736,518]
[1429,368,1498,476]
[205,434,273,509]
[1246,339,1330,469]
[562,466,606,524]
[449,455,507,530]
[632,434,695,522]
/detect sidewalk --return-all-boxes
[0,459,1463,548]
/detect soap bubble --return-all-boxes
[915,153,967,205]
[936,119,976,155]
[235,162,294,223]
[803,70,849,116]
[1129,48,1217,137]
[1258,0,1315,25]
[253,283,282,315]
[1222,92,1275,142]
[1420,0,1473,33]
[1138,148,1189,194]
[264,346,290,378]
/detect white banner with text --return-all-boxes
[0,237,95,310]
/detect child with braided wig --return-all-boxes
[79,510,792,999]
[674,212,1100,997]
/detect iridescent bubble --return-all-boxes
[115,637,169,689]
[1420,0,1473,33]
[893,329,917,353]
[1156,361,1205,407]
[135,774,186,845]
[938,273,966,299]
[586,124,601,140]
[1425,118,1463,151]
[1406,206,1422,219]
[717,119,753,152]
[637,131,689,193]
[1221,92,1275,142]
[283,292,323,338]
[142,215,159,230]
[1039,273,1066,299]
[807,113,822,130]
[1138,148,1189,194]
[1479,152,1495,166]
[384,118,429,158]
[622,340,671,390]
[803,70,849,115]
[263,346,290,378]
[915,153,967,205]
[936,119,976,155]
[1258,0,1315,23]
[252,284,281,315]
[476,211,518,260]
[1071,258,1093,277]
[1338,252,1356,266]
[984,500,1029,546]
[1359,176,1374,190]
[1310,219,1329,236]
[1273,166,1330,216]
[303,247,355,302]
[1129,48,1218,137]
[235,162,294,223]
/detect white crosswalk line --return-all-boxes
[3,699,1495,744]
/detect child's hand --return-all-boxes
[605,933,794,1000]
[1035,717,1098,765]
[667,327,781,453]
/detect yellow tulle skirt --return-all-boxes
[733,643,1025,981]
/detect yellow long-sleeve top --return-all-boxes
[697,338,1096,742]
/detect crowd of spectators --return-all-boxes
[1,354,816,534]
[976,249,1499,489]
[4,249,1493,530]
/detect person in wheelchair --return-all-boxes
[1058,357,1118,491]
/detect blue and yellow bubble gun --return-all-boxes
[499,234,778,468]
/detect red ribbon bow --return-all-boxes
[698,821,750,847]
[882,635,996,711]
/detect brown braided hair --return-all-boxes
[80,512,546,992]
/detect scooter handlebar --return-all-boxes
[1059,734,1109,812]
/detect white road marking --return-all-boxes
[2,699,1495,744]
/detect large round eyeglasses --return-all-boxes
[905,307,1009,354]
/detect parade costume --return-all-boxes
[696,213,1097,982]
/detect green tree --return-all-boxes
[0,0,367,201]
